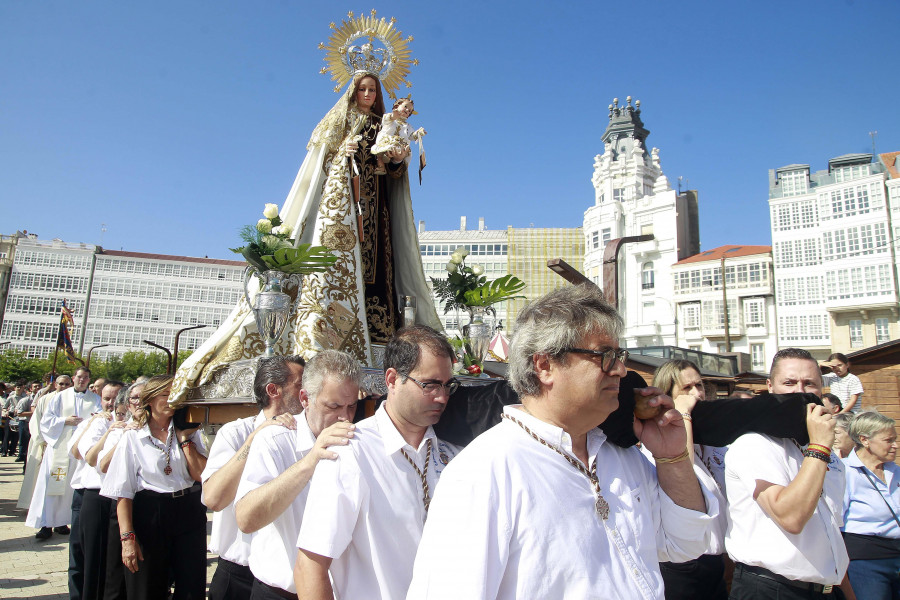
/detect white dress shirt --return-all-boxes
[77,416,113,490]
[297,404,460,600]
[641,444,728,557]
[234,411,316,592]
[406,405,718,600]
[201,411,265,567]
[725,433,848,585]
[100,423,207,499]
[66,417,97,490]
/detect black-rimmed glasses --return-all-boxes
[564,347,629,374]
[401,373,460,396]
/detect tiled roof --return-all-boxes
[674,245,771,265]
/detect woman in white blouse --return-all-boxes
[100,375,208,600]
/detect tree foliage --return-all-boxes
[0,349,192,384]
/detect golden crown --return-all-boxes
[318,9,418,99]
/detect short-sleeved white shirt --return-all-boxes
[234,411,316,592]
[201,411,265,566]
[66,418,95,490]
[76,416,113,490]
[823,373,864,412]
[100,422,207,499]
[725,433,848,585]
[408,406,718,600]
[297,404,460,600]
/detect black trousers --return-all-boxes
[102,499,126,600]
[80,489,111,600]
[69,487,86,600]
[17,420,29,461]
[208,558,254,600]
[250,578,298,600]
[730,563,837,599]
[660,554,728,600]
[123,488,207,600]
[1,417,17,455]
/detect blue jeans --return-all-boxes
[848,557,900,600]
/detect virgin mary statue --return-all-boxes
[170,12,441,403]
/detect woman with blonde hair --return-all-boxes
[100,375,207,600]
[842,410,900,598]
[652,359,728,600]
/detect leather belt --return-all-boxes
[738,563,834,595]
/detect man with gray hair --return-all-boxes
[407,285,718,599]
[201,355,305,600]
[234,350,360,600]
[725,348,852,599]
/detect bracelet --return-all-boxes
[120,531,136,542]
[803,448,831,463]
[807,443,832,455]
[680,412,693,423]
[654,447,691,464]
[179,440,193,449]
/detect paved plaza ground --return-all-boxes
[0,454,218,599]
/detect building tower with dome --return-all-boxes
[583,96,700,347]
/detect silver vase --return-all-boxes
[463,307,493,366]
[243,268,296,358]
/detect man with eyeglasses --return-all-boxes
[295,326,462,600]
[407,285,718,600]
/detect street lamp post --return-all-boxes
[85,344,109,369]
[172,325,206,372]
[143,341,173,375]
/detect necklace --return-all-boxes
[502,413,610,520]
[148,425,173,476]
[399,439,433,520]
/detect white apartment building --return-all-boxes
[0,238,245,360]
[583,97,700,347]
[418,217,509,336]
[0,238,96,358]
[769,153,898,356]
[672,245,777,372]
[84,250,245,360]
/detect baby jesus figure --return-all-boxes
[372,96,426,175]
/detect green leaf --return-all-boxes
[257,244,338,274]
[463,274,527,307]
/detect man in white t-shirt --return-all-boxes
[294,326,462,600]
[725,348,855,599]
[234,350,360,600]
[201,355,305,600]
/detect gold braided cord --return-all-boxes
[501,413,610,520]
[318,9,417,99]
[400,438,433,514]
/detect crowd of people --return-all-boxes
[2,284,897,599]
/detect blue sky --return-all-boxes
[2,1,898,260]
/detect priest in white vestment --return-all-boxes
[25,368,100,535]
[16,377,71,509]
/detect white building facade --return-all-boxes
[0,238,96,358]
[769,153,898,356]
[418,217,509,337]
[672,246,778,372]
[0,239,245,360]
[583,97,700,347]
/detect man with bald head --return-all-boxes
[725,348,854,599]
